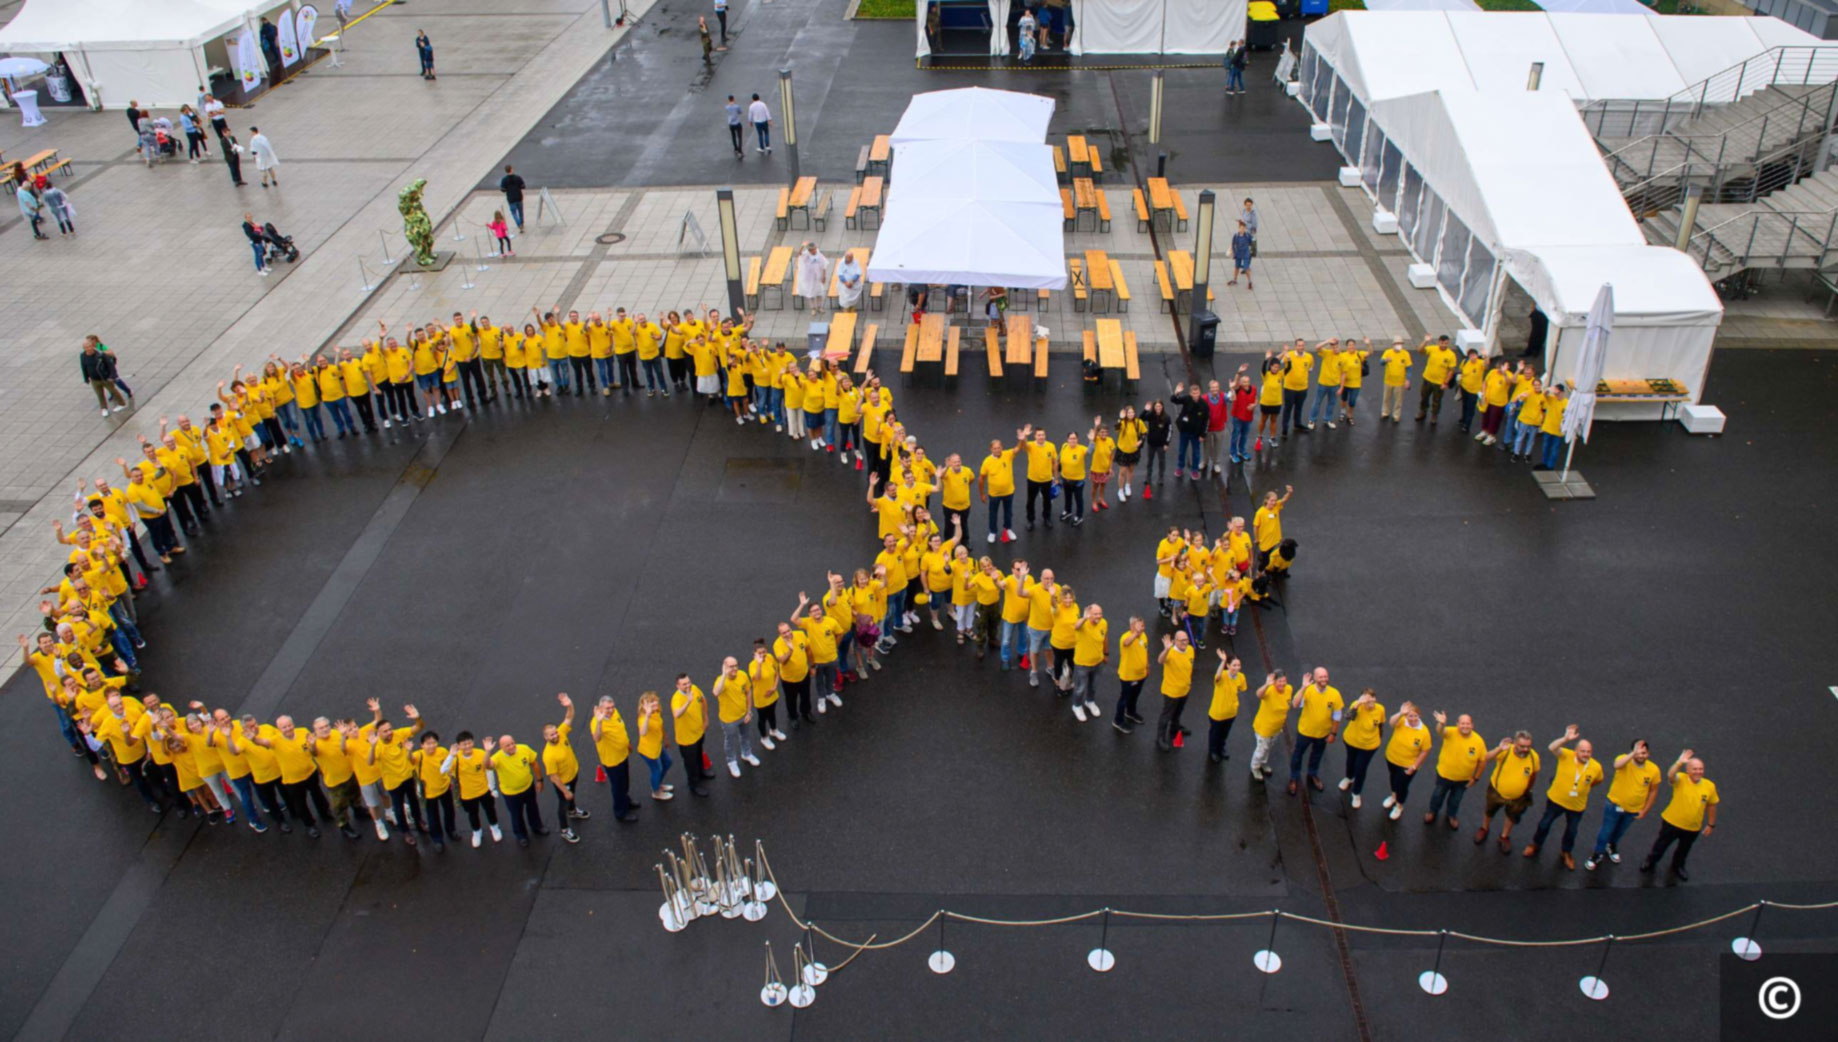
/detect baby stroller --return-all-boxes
[152,117,178,159]
[261,222,300,264]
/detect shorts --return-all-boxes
[1259,403,1280,415]
[416,373,440,392]
[360,780,387,809]
[1115,448,1140,466]
[697,374,721,395]
[1153,573,1172,599]
[1484,785,1533,822]
[243,435,262,451]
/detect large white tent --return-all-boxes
[0,0,303,108]
[889,86,1055,146]
[883,138,1060,205]
[867,198,1068,290]
[915,0,1243,59]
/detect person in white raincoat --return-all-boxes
[835,253,864,312]
[796,242,829,314]
[249,126,280,188]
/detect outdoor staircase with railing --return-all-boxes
[1641,169,1838,279]
[1600,82,1837,213]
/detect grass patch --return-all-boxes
[1472,0,1545,8]
[1329,0,1367,10]
[857,0,916,17]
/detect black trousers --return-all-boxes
[569,356,595,393]
[281,777,331,826]
[1207,716,1236,759]
[426,790,457,841]
[387,778,424,830]
[784,676,812,720]
[728,122,744,153]
[462,793,500,830]
[458,360,489,406]
[1156,694,1189,748]
[350,392,377,431]
[1114,679,1144,724]
[616,353,639,388]
[667,357,690,388]
[143,513,178,556]
[605,760,634,819]
[1025,479,1054,525]
[169,488,198,531]
[503,787,544,838]
[1644,821,1701,870]
[680,738,708,788]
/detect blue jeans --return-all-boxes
[1426,776,1471,819]
[1227,67,1245,91]
[326,398,355,435]
[1342,386,1362,411]
[275,401,300,433]
[508,199,524,229]
[1026,625,1051,666]
[641,750,675,792]
[1512,419,1539,456]
[52,702,80,751]
[1531,799,1584,853]
[550,359,571,392]
[110,626,139,672]
[1176,431,1201,472]
[1591,804,1638,856]
[824,408,840,446]
[249,240,265,271]
[230,774,267,823]
[754,121,771,149]
[1458,391,1478,430]
[882,589,907,637]
[1541,431,1564,469]
[1289,733,1328,780]
[110,600,144,649]
[1228,416,1251,459]
[999,619,1026,667]
[986,493,1013,537]
[595,357,616,388]
[300,403,325,440]
[1309,385,1338,424]
[640,358,666,392]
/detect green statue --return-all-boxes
[399,178,436,267]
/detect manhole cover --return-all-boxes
[596,233,627,245]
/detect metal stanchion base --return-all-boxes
[720,902,742,920]
[1732,937,1761,961]
[928,950,956,974]
[760,983,788,1007]
[659,902,688,932]
[1253,950,1282,974]
[742,900,768,922]
[756,881,778,902]
[801,962,829,987]
[1086,948,1115,972]
[1578,976,1609,1001]
[1418,971,1448,996]
[787,983,815,1008]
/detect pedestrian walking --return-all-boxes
[241,212,269,276]
[125,100,144,144]
[136,116,159,167]
[488,210,514,256]
[748,93,773,154]
[714,0,729,46]
[1228,220,1253,289]
[42,181,74,236]
[499,165,526,232]
[80,337,130,415]
[725,95,745,159]
[416,30,437,79]
[222,132,247,186]
[1227,39,1248,94]
[17,182,47,240]
[248,126,279,188]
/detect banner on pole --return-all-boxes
[233,31,264,91]
[278,11,301,67]
[296,6,320,49]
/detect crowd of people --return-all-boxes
[24,308,1715,879]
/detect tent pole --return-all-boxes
[1560,436,1576,483]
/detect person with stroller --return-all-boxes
[242,213,271,277]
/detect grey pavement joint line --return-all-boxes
[554,190,648,314]
[1320,184,1427,344]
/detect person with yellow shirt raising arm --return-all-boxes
[490,729,549,847]
[1585,739,1662,872]
[1335,689,1386,809]
[1639,749,1719,881]
[1379,702,1432,821]
[669,673,713,798]
[591,696,641,823]
[978,427,1028,545]
[367,703,426,846]
[1522,725,1602,870]
[1455,347,1487,433]
[1246,670,1292,782]
[1109,616,1150,733]
[413,730,458,852]
[713,657,762,779]
[1423,711,1487,831]
[542,693,589,844]
[1154,630,1196,752]
[449,731,505,846]
[1287,667,1343,796]
[1377,338,1413,423]
[1414,334,1458,425]
[1205,651,1246,763]
[1473,729,1541,854]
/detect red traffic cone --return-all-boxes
[595,764,608,784]
[1020,654,1031,671]
[1143,483,1153,501]
[1172,730,1184,748]
[1374,841,1390,861]
[702,751,713,773]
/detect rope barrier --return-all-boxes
[752,846,1836,970]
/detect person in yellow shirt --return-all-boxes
[1206,651,1246,762]
[1535,383,1569,471]
[1335,689,1386,808]
[532,307,571,395]
[560,308,595,395]
[474,313,507,401]
[1113,405,1147,500]
[605,308,634,394]
[1154,631,1196,751]
[1424,710,1487,829]
[448,730,504,846]
[519,321,550,397]
[93,691,162,809]
[978,427,1029,544]
[366,703,427,846]
[747,640,787,746]
[1304,338,1343,430]
[542,693,588,844]
[1279,340,1314,437]
[1585,739,1662,871]
[1286,667,1344,794]
[634,692,676,802]
[1377,338,1413,421]
[1476,358,1513,445]
[1473,729,1542,851]
[774,621,814,724]
[1067,604,1108,720]
[1107,616,1149,732]
[712,656,762,778]
[794,594,847,712]
[413,730,457,851]
[337,346,379,433]
[1252,356,1285,450]
[406,325,449,416]
[446,311,491,409]
[1414,334,1458,424]
[1521,725,1603,869]
[1336,338,1371,425]
[490,729,547,846]
[635,312,668,398]
[1248,670,1294,780]
[268,713,336,838]
[669,674,712,797]
[1456,347,1487,432]
[1639,749,1719,880]
[1378,702,1432,820]
[589,696,639,822]
[375,331,418,423]
[1058,431,1089,525]
[1252,485,1292,572]
[935,452,977,537]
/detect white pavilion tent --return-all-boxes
[915,0,1243,59]
[889,87,1055,146]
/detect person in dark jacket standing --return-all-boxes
[1226,40,1247,95]
[1168,383,1210,481]
[416,31,436,79]
[1141,399,1172,494]
[81,337,131,415]
[223,132,247,187]
[242,212,269,276]
[499,165,526,233]
[125,101,144,145]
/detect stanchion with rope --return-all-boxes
[788,943,816,1008]
[357,256,376,293]
[928,912,955,974]
[1732,900,1765,961]
[1420,929,1450,996]
[378,229,394,264]
[451,213,466,243]
[1579,935,1614,1001]
[761,941,789,1007]
[1253,910,1283,974]
[1087,907,1115,972]
[474,234,491,273]
[802,921,830,987]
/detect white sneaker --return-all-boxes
[1351,793,1362,809]
[735,416,745,425]
[987,533,996,544]
[828,693,843,708]
[491,824,503,842]
[1073,703,1088,722]
[1005,529,1017,541]
[471,830,482,848]
[375,819,390,841]
[111,404,126,413]
[436,405,447,415]
[1388,803,1402,820]
[742,752,761,767]
[1337,777,1352,791]
[729,762,742,778]
[383,419,393,429]
[839,450,849,462]
[869,658,882,670]
[760,736,777,751]
[100,409,110,417]
[652,790,674,801]
[453,400,466,410]
[1085,698,1101,718]
[1382,794,1396,809]
[1212,464,1221,474]
[1029,672,1040,688]
[775,424,783,432]
[772,728,788,741]
[931,616,943,630]
[817,699,827,714]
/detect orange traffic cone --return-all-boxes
[1143,483,1154,501]
[1374,841,1390,861]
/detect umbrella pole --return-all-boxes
[1560,437,1576,483]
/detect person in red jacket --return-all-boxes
[1228,369,1258,463]
[1203,379,1230,476]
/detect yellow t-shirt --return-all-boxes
[592,712,631,767]
[491,743,540,795]
[1253,503,1283,552]
[1072,618,1107,667]
[1295,684,1344,740]
[448,323,478,362]
[798,616,843,664]
[1316,347,1342,387]
[749,656,780,707]
[1259,370,1284,407]
[1659,773,1719,831]
[478,325,502,360]
[564,320,590,358]
[1381,347,1412,387]
[1000,575,1033,626]
[1340,350,1369,388]
[716,671,752,724]
[1282,351,1314,391]
[1488,748,1541,799]
[1159,644,1194,697]
[775,632,811,683]
[1385,719,1431,769]
[542,722,579,785]
[636,709,666,760]
[1483,369,1512,408]
[1208,668,1247,721]
[1541,397,1568,437]
[271,727,318,784]
[672,687,708,746]
[1458,356,1486,394]
[1422,345,1457,384]
[1091,436,1115,474]
[1605,757,1663,814]
[374,728,420,789]
[313,733,354,787]
[416,745,453,798]
[1060,444,1089,482]
[1544,748,1604,812]
[1435,727,1487,782]
[1518,391,1547,429]
[1251,682,1292,738]
[1116,632,1149,682]
[1341,701,1386,750]
[1116,418,1145,453]
[1049,601,1081,649]
[979,449,1018,497]
[1022,441,1058,483]
[454,748,491,800]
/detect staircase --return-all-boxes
[1642,169,1838,279]
[1600,83,1837,213]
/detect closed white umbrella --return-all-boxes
[1559,282,1612,481]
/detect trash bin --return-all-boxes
[1191,309,1220,360]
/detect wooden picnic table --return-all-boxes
[1067,135,1090,178]
[1005,314,1033,367]
[1084,249,1114,313]
[825,311,859,360]
[1166,250,1214,312]
[1072,177,1100,231]
[868,134,891,176]
[787,176,818,228]
[1095,318,1125,370]
[761,245,793,308]
[858,176,885,229]
[916,312,947,364]
[1147,177,1176,228]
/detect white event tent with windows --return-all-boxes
[915,0,1244,59]
[1294,11,1824,416]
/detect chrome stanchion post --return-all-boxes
[1732,902,1766,961]
[1087,908,1115,972]
[358,256,376,292]
[1579,935,1614,1000]
[761,942,789,1007]
[1418,929,1449,995]
[801,922,829,986]
[1253,910,1283,974]
[928,912,956,974]
[379,228,393,264]
[787,944,817,1008]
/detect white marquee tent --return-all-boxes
[889,86,1055,146]
[915,0,1243,59]
[0,0,304,108]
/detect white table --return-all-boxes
[11,90,45,127]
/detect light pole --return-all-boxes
[717,188,745,317]
[1149,70,1165,146]
[1187,189,1216,355]
[601,0,612,29]
[779,68,800,185]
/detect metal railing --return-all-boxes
[1581,46,1838,139]
[1620,131,1828,214]
[1684,208,1838,274]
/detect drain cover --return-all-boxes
[596,232,627,245]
